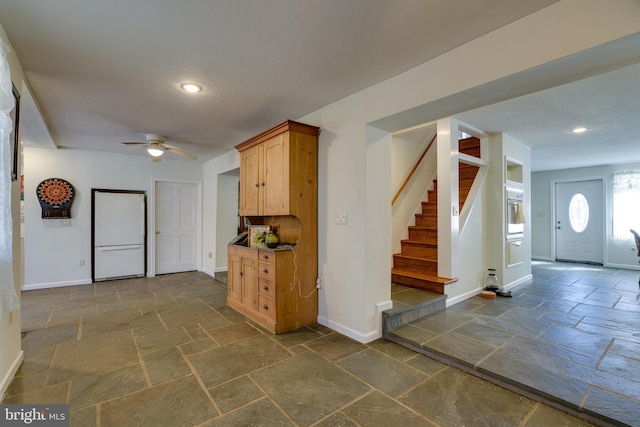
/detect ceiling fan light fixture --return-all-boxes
[147,147,164,157]
[180,82,202,93]
[572,127,588,134]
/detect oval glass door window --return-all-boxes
[569,193,589,233]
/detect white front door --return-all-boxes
[156,181,199,274]
[555,179,603,264]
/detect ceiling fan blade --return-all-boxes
[120,142,148,146]
[164,144,197,160]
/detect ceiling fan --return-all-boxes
[120,134,197,162]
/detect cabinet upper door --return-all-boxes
[240,144,261,216]
[262,134,288,215]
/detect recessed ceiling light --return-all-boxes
[572,127,588,134]
[180,83,202,93]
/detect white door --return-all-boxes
[156,181,199,274]
[555,180,603,264]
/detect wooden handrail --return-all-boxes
[391,133,437,206]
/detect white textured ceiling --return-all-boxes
[0,0,559,161]
[456,61,640,172]
[2,1,640,172]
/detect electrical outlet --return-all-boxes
[335,212,347,225]
[59,219,71,227]
[79,258,85,266]
[208,252,213,259]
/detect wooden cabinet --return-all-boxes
[228,120,319,334]
[227,245,300,333]
[238,121,317,217]
[228,245,257,311]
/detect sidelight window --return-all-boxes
[612,172,640,239]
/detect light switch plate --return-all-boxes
[335,212,347,225]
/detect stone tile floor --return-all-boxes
[2,269,599,426]
[386,261,640,427]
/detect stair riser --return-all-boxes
[393,256,438,274]
[391,274,445,294]
[383,298,446,330]
[408,228,438,243]
[400,243,437,258]
[459,165,480,178]
[415,215,437,228]
[459,177,475,189]
[460,147,480,157]
[421,203,437,215]
[458,137,480,150]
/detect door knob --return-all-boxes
[155,230,160,234]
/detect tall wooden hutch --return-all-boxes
[227,120,319,333]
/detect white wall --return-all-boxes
[9,0,640,353]
[501,134,532,288]
[201,149,240,277]
[295,0,640,342]
[214,170,239,274]
[532,161,640,269]
[23,146,203,289]
[391,125,437,254]
[0,23,23,398]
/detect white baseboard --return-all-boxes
[504,274,533,291]
[317,315,380,344]
[213,267,228,273]
[446,288,481,307]
[604,262,640,271]
[446,273,533,307]
[0,350,24,400]
[23,279,92,291]
[201,268,215,278]
[532,256,553,261]
[376,300,393,312]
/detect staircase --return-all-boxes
[390,136,480,294]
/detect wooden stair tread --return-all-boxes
[393,253,437,262]
[408,225,437,231]
[400,239,437,246]
[391,268,458,284]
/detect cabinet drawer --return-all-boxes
[258,261,276,281]
[258,295,276,320]
[258,277,275,298]
[258,251,275,264]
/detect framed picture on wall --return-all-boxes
[10,83,20,181]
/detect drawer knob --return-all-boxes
[263,286,269,291]
[263,269,268,274]
[255,183,260,188]
[263,304,269,310]
[263,255,269,259]
[239,271,243,277]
